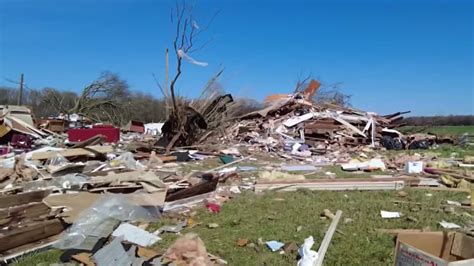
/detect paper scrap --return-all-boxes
[446,200,461,206]
[380,210,401,219]
[266,240,285,252]
[439,220,461,229]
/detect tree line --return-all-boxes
[400,115,474,126]
[0,72,261,126]
[1,72,471,126]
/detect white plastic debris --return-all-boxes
[144,122,164,135]
[112,223,161,246]
[405,161,423,174]
[192,20,199,29]
[283,113,314,127]
[439,220,461,229]
[218,167,237,174]
[177,49,208,67]
[220,147,241,156]
[265,240,284,252]
[110,152,145,170]
[297,236,319,266]
[229,186,241,194]
[341,158,386,171]
[380,210,401,219]
[446,200,462,206]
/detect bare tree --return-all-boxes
[166,1,218,117]
[160,1,219,152]
[42,72,130,125]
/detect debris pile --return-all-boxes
[216,82,415,155]
[0,80,472,265]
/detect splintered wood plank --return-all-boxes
[0,218,66,252]
[0,202,51,225]
[165,177,219,202]
[0,190,51,209]
[451,233,474,259]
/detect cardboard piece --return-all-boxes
[395,232,474,266]
[71,252,95,266]
[43,192,102,224]
[31,146,114,160]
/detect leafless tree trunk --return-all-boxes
[162,1,219,152]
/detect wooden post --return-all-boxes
[165,48,169,96]
[17,73,24,105]
[165,48,170,116]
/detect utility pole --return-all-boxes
[165,48,170,116]
[165,48,169,95]
[17,73,24,105]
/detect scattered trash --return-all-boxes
[206,202,221,213]
[446,200,462,206]
[163,233,213,265]
[298,236,318,266]
[236,238,248,247]
[381,210,401,219]
[266,240,285,252]
[0,79,472,265]
[398,191,408,197]
[281,164,318,172]
[439,220,461,229]
[405,161,424,174]
[341,158,386,171]
[395,232,474,265]
[111,223,161,247]
[207,223,219,228]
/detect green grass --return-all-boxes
[377,144,474,158]
[11,189,473,265]
[150,189,472,265]
[11,249,63,266]
[399,125,474,136]
[312,165,390,179]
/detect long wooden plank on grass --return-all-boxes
[31,145,114,160]
[0,190,51,209]
[0,218,66,252]
[315,210,342,266]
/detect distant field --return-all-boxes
[398,125,474,135]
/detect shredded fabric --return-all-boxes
[177,49,208,67]
[192,20,200,29]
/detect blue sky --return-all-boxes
[0,0,472,115]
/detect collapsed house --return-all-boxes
[0,80,471,265]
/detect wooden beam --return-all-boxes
[165,177,219,202]
[0,218,66,252]
[0,190,51,209]
[0,202,51,226]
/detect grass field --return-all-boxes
[399,125,474,135]
[12,189,473,266]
